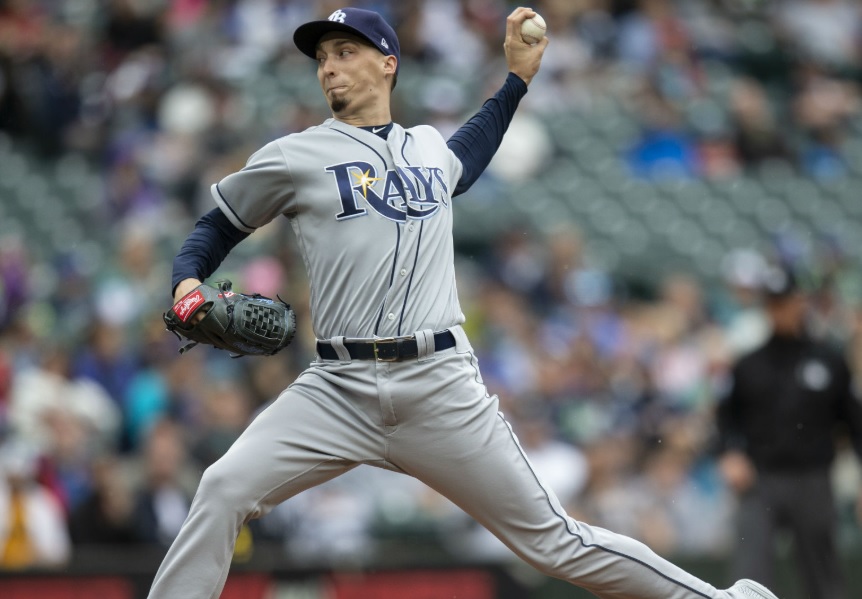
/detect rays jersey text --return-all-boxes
[325,161,450,223]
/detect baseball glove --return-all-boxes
[164,280,296,357]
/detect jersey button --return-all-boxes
[387,312,395,321]
[408,224,415,232]
[400,268,407,276]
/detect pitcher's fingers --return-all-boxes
[505,6,538,41]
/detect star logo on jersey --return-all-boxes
[351,169,381,198]
[325,161,449,223]
[328,10,346,23]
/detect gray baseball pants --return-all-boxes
[147,327,732,599]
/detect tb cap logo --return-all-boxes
[328,10,347,23]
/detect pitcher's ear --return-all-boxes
[383,55,397,76]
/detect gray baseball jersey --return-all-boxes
[212,119,464,340]
[149,121,763,599]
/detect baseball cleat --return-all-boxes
[727,579,779,599]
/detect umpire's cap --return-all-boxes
[760,265,800,301]
[294,8,400,74]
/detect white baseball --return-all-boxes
[521,13,546,45]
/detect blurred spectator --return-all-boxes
[262,467,387,567]
[190,378,253,470]
[0,234,28,330]
[0,351,10,430]
[72,321,140,408]
[774,0,861,69]
[719,249,770,357]
[102,0,164,63]
[728,77,795,170]
[473,282,544,398]
[104,152,164,222]
[122,317,202,450]
[487,227,547,300]
[513,400,590,506]
[629,439,732,556]
[95,222,171,328]
[0,55,26,137]
[68,455,137,546]
[577,433,643,536]
[290,475,378,565]
[535,227,586,309]
[41,403,102,514]
[792,66,860,179]
[130,419,197,547]
[0,437,70,569]
[626,82,700,179]
[516,0,594,112]
[8,345,120,452]
[417,0,499,75]
[487,111,554,181]
[648,309,709,412]
[617,0,693,75]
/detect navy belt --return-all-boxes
[316,330,456,362]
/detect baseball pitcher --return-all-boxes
[150,7,780,599]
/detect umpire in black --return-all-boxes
[716,265,862,599]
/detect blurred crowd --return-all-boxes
[1,0,862,574]
[2,0,862,180]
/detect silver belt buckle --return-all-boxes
[373,337,399,361]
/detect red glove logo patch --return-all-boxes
[173,290,206,323]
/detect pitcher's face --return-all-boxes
[316,33,394,117]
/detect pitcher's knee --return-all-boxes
[530,551,576,580]
[197,458,258,509]
[516,531,586,581]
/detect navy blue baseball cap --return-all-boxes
[293,8,400,73]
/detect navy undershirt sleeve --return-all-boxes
[447,72,529,197]
[171,208,249,296]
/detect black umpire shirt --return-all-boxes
[717,332,862,472]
